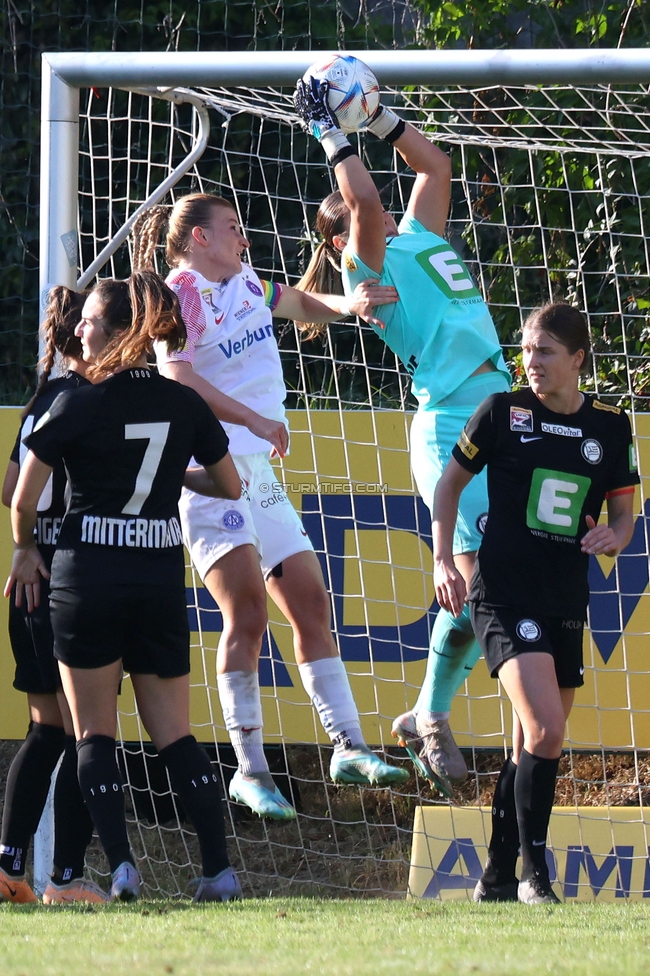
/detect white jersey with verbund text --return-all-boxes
[156,265,287,455]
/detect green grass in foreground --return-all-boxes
[1,899,649,976]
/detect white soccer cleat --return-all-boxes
[192,867,243,903]
[518,874,561,905]
[110,861,141,902]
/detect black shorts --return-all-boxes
[50,583,190,678]
[470,601,585,689]
[9,579,61,695]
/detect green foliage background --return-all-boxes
[1,0,649,404]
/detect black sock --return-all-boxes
[158,735,230,878]
[76,735,133,874]
[0,722,65,877]
[51,735,95,885]
[483,755,519,885]
[515,748,560,882]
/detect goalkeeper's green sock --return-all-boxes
[414,604,481,715]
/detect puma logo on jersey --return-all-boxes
[218,324,274,359]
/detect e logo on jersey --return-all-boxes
[510,407,533,433]
[415,245,481,301]
[516,619,541,642]
[581,439,602,464]
[526,468,591,537]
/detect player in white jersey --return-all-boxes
[134,193,408,821]
[6,271,243,903]
[294,74,510,794]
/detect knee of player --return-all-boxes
[526,721,565,758]
[224,598,268,642]
[294,580,332,629]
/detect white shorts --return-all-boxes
[180,452,314,580]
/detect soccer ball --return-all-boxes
[303,55,380,133]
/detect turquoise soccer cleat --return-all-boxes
[329,745,410,787]
[228,769,296,821]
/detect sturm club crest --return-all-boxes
[581,438,603,464]
[516,619,542,642]
[222,510,245,531]
[476,512,488,535]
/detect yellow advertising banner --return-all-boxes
[409,805,650,901]
[1,406,649,748]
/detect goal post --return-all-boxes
[40,48,650,307]
[34,47,650,899]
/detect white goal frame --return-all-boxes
[41,48,650,311]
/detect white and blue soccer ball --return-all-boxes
[302,55,380,133]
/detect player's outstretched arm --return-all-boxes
[160,360,289,458]
[277,280,398,330]
[4,451,52,611]
[184,455,242,500]
[581,492,635,557]
[432,458,475,617]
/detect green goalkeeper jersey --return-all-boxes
[341,213,509,409]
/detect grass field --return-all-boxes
[2,900,650,976]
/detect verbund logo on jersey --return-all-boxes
[218,323,274,360]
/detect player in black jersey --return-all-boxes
[1,287,105,904]
[5,271,243,903]
[432,303,638,904]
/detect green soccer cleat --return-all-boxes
[329,746,410,787]
[228,769,296,821]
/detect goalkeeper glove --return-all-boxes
[293,77,358,167]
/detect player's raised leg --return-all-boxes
[203,545,296,820]
[266,550,408,787]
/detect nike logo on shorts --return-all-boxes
[520,435,543,443]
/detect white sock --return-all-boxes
[298,657,364,751]
[217,670,268,775]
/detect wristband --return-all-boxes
[319,127,353,161]
[366,105,406,145]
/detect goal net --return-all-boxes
[48,61,650,899]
